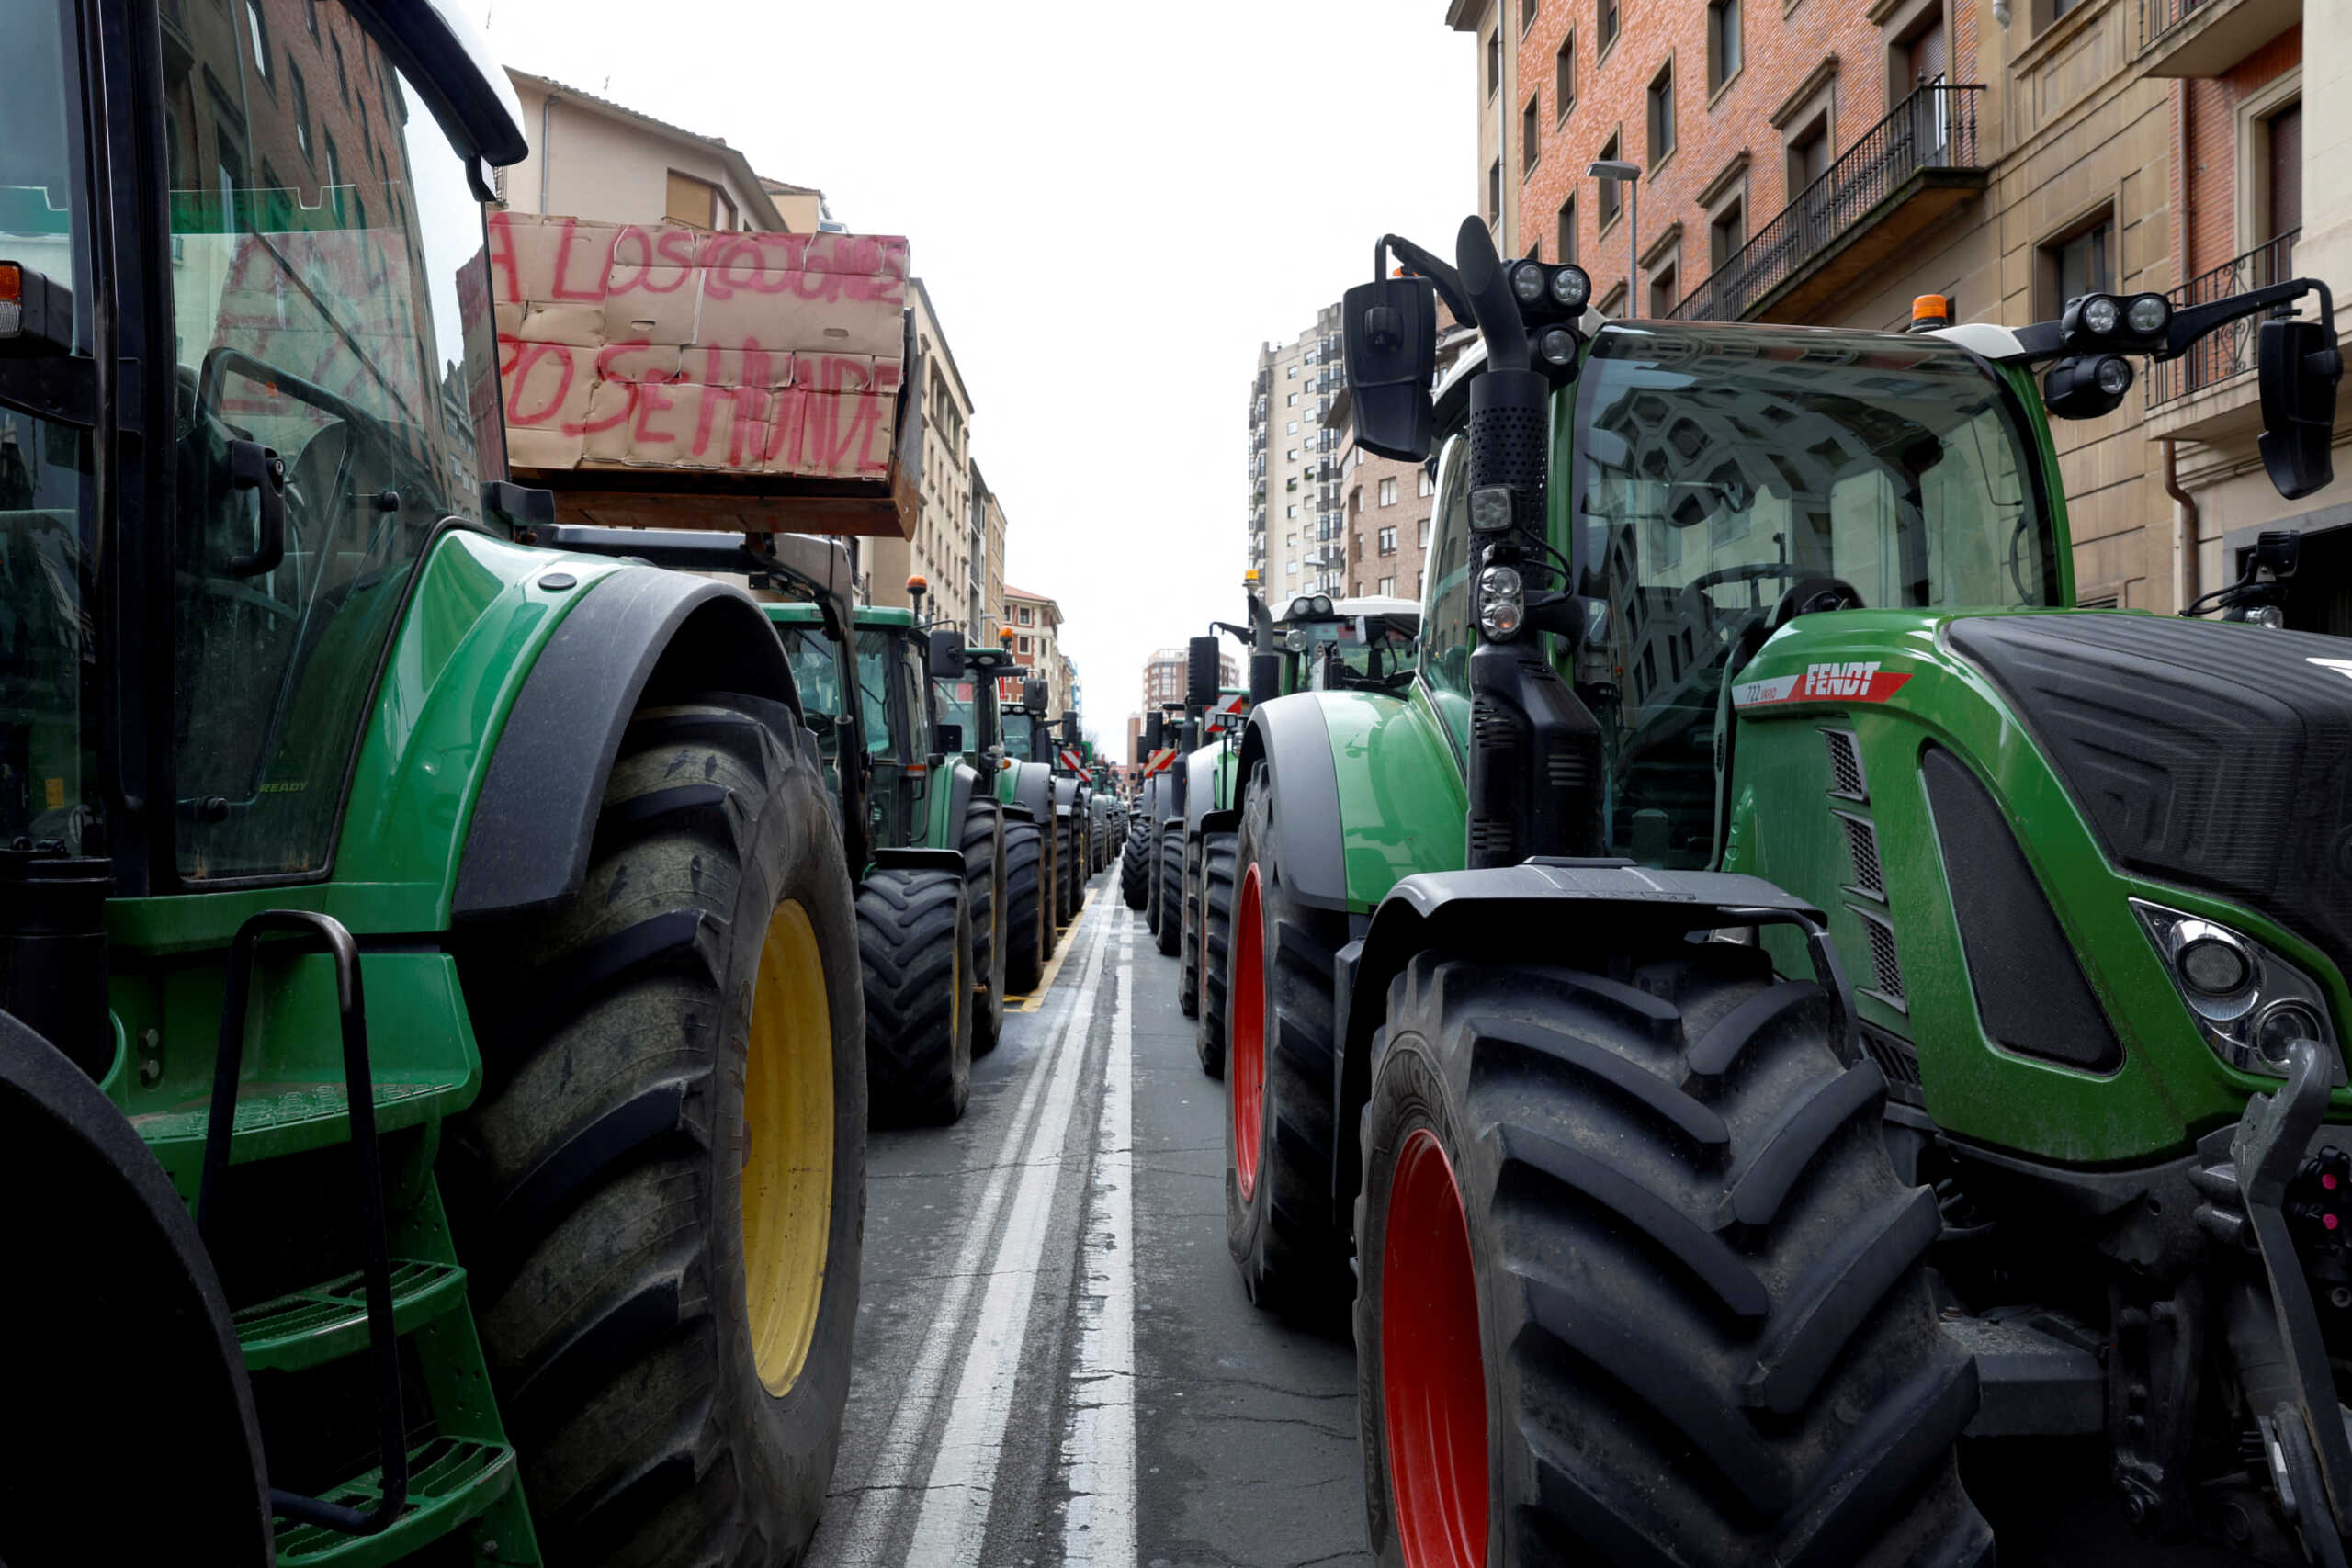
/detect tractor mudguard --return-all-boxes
[1182,746,1224,841]
[1011,761,1056,829]
[872,846,967,879]
[1200,807,1240,839]
[1327,858,1856,1226]
[945,761,978,851]
[453,567,800,920]
[1232,696,1349,914]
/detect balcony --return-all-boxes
[1668,83,1986,327]
[2146,231,2301,442]
[2139,0,2301,76]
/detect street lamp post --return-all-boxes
[1588,158,1641,316]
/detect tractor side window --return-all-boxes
[1419,434,1475,756]
[934,678,976,741]
[0,0,96,854]
[164,3,502,879]
[899,639,931,755]
[855,629,898,759]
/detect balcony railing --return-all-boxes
[1668,82,1983,324]
[2140,0,2215,50]
[2146,229,2299,409]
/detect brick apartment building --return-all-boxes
[1131,646,1240,761]
[1468,0,2345,615]
[1342,436,1437,603]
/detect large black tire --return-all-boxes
[1120,820,1150,910]
[1223,773,1348,1309]
[1355,943,1987,1568]
[1195,830,1237,1079]
[1057,812,1080,927]
[961,799,1008,1056]
[856,868,973,1127]
[1178,831,1204,1018]
[1038,815,1061,961]
[1003,814,1047,995]
[1154,817,1185,958]
[453,697,865,1568]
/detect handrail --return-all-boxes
[2146,230,2300,407]
[2140,0,2218,52]
[1667,82,1984,323]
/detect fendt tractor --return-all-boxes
[930,636,1057,993]
[1216,209,2352,1565]
[0,6,867,1566]
[997,670,1092,931]
[1177,584,1426,1077]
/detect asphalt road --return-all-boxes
[808,869,1369,1568]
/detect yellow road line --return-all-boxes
[1007,889,1094,1012]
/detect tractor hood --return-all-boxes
[1945,612,2352,985]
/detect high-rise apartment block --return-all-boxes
[1248,304,1346,596]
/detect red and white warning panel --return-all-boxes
[1143,746,1181,776]
[1733,661,1913,709]
[1059,748,1084,772]
[1204,694,1249,733]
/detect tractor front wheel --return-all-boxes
[960,798,1008,1056]
[1153,817,1185,958]
[1224,773,1348,1311]
[1002,815,1047,995]
[1121,818,1150,911]
[856,868,973,1126]
[1178,831,1204,1018]
[1355,944,1987,1568]
[1195,829,1237,1078]
[455,696,865,1568]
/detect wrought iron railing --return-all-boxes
[2146,229,2298,408]
[1668,82,1983,323]
[2140,0,2217,51]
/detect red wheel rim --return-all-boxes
[1230,863,1266,1201]
[1383,1128,1488,1568]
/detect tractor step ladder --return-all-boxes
[203,911,536,1567]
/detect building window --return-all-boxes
[1019,637,1032,653]
[1286,448,1299,460]
[1710,197,1745,270]
[665,171,735,231]
[246,0,271,79]
[1522,96,1541,176]
[1020,606,1034,626]
[1418,516,1431,546]
[1379,526,1398,555]
[1379,477,1398,507]
[1286,561,1300,577]
[290,67,311,158]
[1598,283,1628,318]
[1286,504,1298,519]
[1599,0,1619,52]
[1555,31,1576,120]
[1786,118,1830,200]
[1286,391,1298,406]
[1380,575,1397,596]
[1521,0,1539,32]
[1487,159,1503,224]
[1647,62,1676,165]
[1418,469,1434,499]
[1596,135,1622,228]
[2263,100,2303,243]
[1286,420,1300,434]
[2040,212,2112,316]
[1708,0,1742,96]
[1556,197,1577,265]
[1649,259,1679,318]
[1487,26,1502,96]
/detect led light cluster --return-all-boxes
[2133,900,2344,1083]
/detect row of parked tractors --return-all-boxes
[1124,205,2352,1567]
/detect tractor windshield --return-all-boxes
[165,2,503,879]
[934,678,977,743]
[1570,321,2061,867]
[1001,711,1036,760]
[0,0,96,853]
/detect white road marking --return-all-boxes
[902,904,1119,1568]
[826,925,1102,1567]
[1062,911,1138,1565]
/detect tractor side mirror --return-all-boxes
[1186,635,1221,711]
[2257,317,2341,501]
[934,721,963,754]
[1342,274,1439,462]
[1059,713,1080,746]
[1144,711,1165,754]
[1023,677,1049,711]
[928,629,966,678]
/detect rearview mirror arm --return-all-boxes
[1381,234,1472,325]
[2162,277,2333,362]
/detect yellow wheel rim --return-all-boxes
[741,897,833,1397]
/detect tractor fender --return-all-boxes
[945,760,979,850]
[871,846,967,879]
[1199,807,1239,839]
[1231,695,1348,914]
[1181,746,1224,841]
[1327,861,1834,1226]
[1011,761,1056,829]
[455,567,800,919]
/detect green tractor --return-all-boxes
[1218,211,2352,1564]
[1180,588,1424,1076]
[929,637,1057,994]
[996,671,1092,931]
[0,7,866,1565]
[1127,643,1221,959]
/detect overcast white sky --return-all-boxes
[480,0,1475,748]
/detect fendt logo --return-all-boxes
[1804,661,1882,697]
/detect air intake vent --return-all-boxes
[1849,903,1906,1010]
[1858,1023,1924,1105]
[1822,728,1867,801]
[1836,811,1885,899]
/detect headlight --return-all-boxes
[1312,594,1333,615]
[2126,293,2170,338]
[2094,355,2134,397]
[2081,294,2121,337]
[1284,626,1306,651]
[1510,262,1547,304]
[1552,265,1591,309]
[2135,900,2345,1082]
[1478,564,1524,640]
[1540,327,1578,366]
[1468,485,1515,533]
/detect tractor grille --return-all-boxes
[1822,728,1868,800]
[1849,903,1907,1010]
[1837,811,1885,899]
[1859,1022,1925,1105]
